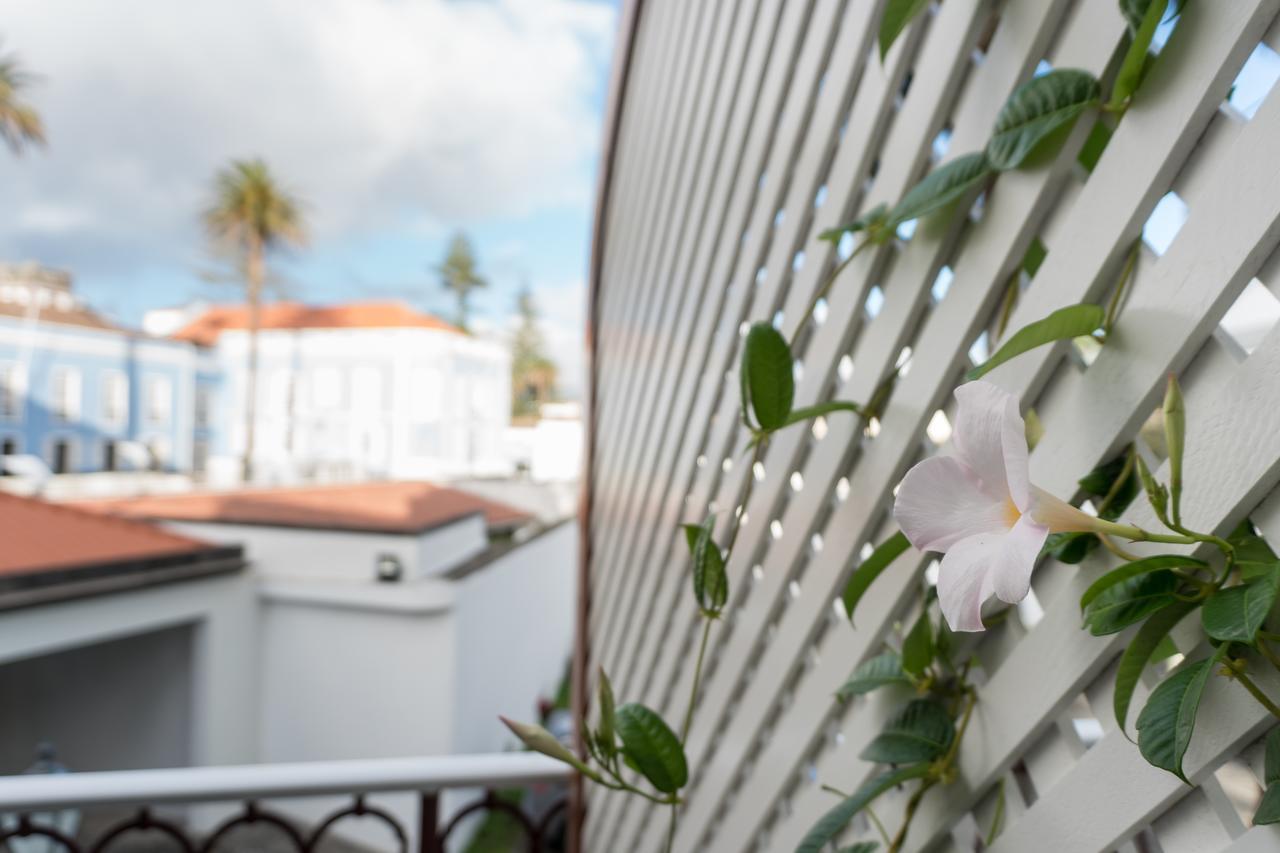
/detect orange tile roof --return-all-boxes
[74,481,530,535]
[0,492,219,577]
[172,301,461,346]
[0,300,122,333]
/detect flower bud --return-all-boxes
[1162,374,1185,523]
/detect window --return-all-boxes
[51,367,81,422]
[312,366,343,409]
[146,376,173,425]
[50,438,73,474]
[0,436,18,475]
[193,439,209,474]
[101,371,128,426]
[0,364,23,420]
[102,440,117,472]
[195,386,211,428]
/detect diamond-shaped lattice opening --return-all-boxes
[1142,190,1189,256]
[1218,277,1280,358]
[1226,41,1280,120]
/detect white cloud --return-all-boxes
[0,0,614,262]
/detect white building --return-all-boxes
[164,301,513,484]
[1,482,576,848]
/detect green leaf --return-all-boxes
[500,717,595,777]
[901,609,934,677]
[1044,531,1098,564]
[777,400,865,430]
[1202,568,1280,644]
[741,322,794,431]
[1113,601,1196,735]
[987,70,1101,171]
[690,516,729,616]
[797,764,932,853]
[1083,570,1179,636]
[1077,119,1112,173]
[1080,555,1207,610]
[614,703,688,793]
[596,667,617,762]
[967,303,1104,380]
[836,657,906,701]
[843,531,912,624]
[1136,646,1226,782]
[838,651,911,700]
[887,152,993,227]
[860,699,955,764]
[1229,519,1279,565]
[1112,0,1164,107]
[1255,785,1280,824]
[1266,727,1280,785]
[877,0,930,61]
[819,202,889,244]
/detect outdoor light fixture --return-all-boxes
[1,743,80,853]
[375,553,403,583]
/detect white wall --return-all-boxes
[452,520,577,754]
[161,516,488,581]
[0,570,258,769]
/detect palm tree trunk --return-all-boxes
[242,235,263,483]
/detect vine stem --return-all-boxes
[1259,638,1280,674]
[789,238,874,347]
[1232,666,1280,720]
[887,779,935,853]
[680,619,715,743]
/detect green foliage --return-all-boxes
[1112,0,1170,108]
[1083,570,1179,635]
[511,287,558,418]
[902,609,934,677]
[1077,119,1113,173]
[500,716,595,777]
[819,203,890,245]
[436,232,487,330]
[0,42,46,154]
[987,70,1101,171]
[1256,729,1280,824]
[797,764,932,853]
[685,516,729,617]
[1201,567,1280,644]
[877,0,930,61]
[860,699,955,764]
[1113,601,1196,734]
[596,668,618,763]
[614,703,688,794]
[777,400,865,430]
[1079,555,1207,610]
[837,844,880,853]
[888,153,993,227]
[741,323,794,431]
[838,651,911,700]
[967,303,1104,380]
[1136,647,1225,781]
[843,531,912,624]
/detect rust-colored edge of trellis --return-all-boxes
[574,1,645,851]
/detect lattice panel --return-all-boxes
[585,0,1280,851]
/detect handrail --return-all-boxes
[0,753,570,810]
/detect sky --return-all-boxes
[0,0,618,398]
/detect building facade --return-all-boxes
[0,264,212,476]
[0,264,512,483]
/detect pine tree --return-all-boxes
[511,286,557,419]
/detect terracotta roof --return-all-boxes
[0,492,220,577]
[0,300,121,333]
[172,301,461,346]
[74,481,531,535]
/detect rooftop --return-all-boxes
[171,301,461,346]
[74,481,531,536]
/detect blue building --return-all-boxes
[0,263,218,475]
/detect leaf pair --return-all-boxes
[860,699,955,765]
[682,517,729,617]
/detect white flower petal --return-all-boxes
[1029,486,1106,534]
[894,456,1011,552]
[990,513,1049,605]
[936,532,1000,632]
[953,381,1030,510]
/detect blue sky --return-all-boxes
[0,0,618,397]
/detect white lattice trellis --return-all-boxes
[583,1,1280,851]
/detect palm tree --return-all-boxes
[435,232,487,331]
[203,158,307,482]
[0,41,46,154]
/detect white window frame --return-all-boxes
[101,369,128,428]
[51,367,82,423]
[0,363,24,422]
[146,375,173,426]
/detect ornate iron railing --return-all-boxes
[0,753,569,852]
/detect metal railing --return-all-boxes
[0,753,570,852]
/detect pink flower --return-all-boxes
[894,382,1102,632]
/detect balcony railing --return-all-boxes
[0,752,570,852]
